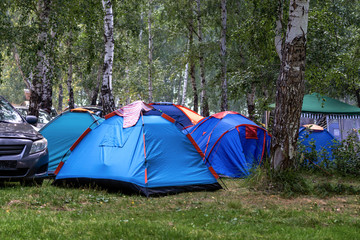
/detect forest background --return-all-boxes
[0,0,359,168]
[0,0,358,117]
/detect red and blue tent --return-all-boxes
[54,101,221,196]
[150,103,203,128]
[189,111,271,178]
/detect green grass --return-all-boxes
[0,177,359,239]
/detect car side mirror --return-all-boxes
[26,115,38,125]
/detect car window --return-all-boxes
[39,110,51,124]
[16,108,28,117]
[14,106,52,125]
[0,98,24,123]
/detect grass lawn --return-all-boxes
[0,176,359,240]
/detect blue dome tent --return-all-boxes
[150,102,204,128]
[298,124,337,164]
[53,101,221,196]
[40,109,103,173]
[189,111,271,178]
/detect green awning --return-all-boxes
[302,93,360,115]
[269,93,360,116]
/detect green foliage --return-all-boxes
[332,134,360,176]
[227,0,278,116]
[0,0,359,115]
[296,131,360,177]
[307,0,360,101]
[0,53,27,104]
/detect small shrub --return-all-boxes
[314,182,360,197]
[268,170,311,197]
[297,132,360,176]
[246,166,311,197]
[332,134,360,176]
[297,137,335,171]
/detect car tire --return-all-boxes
[21,179,44,187]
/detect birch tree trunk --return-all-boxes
[40,26,56,114]
[180,37,190,106]
[148,0,153,102]
[181,63,189,106]
[67,60,75,109]
[190,60,198,112]
[188,9,198,112]
[29,0,50,117]
[196,0,209,116]
[138,11,144,65]
[271,0,310,170]
[220,0,228,111]
[58,84,63,112]
[101,0,116,115]
[175,73,181,104]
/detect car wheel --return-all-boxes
[21,179,44,187]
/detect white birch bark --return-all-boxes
[271,0,310,170]
[196,0,209,116]
[181,63,189,106]
[176,73,182,105]
[187,5,198,112]
[148,0,153,102]
[91,63,103,106]
[175,68,182,104]
[41,28,56,114]
[180,37,191,106]
[58,84,63,112]
[139,11,144,65]
[220,0,228,111]
[101,0,115,115]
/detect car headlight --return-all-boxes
[29,138,48,154]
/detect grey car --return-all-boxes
[15,106,52,129]
[0,96,49,185]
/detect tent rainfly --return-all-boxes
[189,111,271,178]
[53,101,221,196]
[149,102,204,128]
[40,109,103,173]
